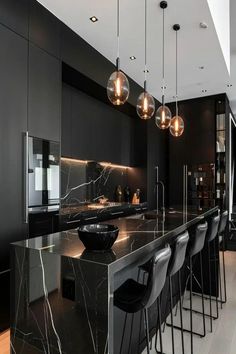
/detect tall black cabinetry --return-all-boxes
[0,23,28,332]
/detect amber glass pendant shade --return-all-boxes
[107,70,130,105]
[170,115,184,137]
[155,104,172,129]
[137,91,155,120]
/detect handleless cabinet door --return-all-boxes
[0,0,29,38]
[28,43,61,142]
[0,24,28,273]
[0,271,10,331]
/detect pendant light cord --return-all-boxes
[162,7,165,98]
[144,0,147,88]
[175,29,178,117]
[117,0,120,69]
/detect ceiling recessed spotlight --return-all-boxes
[130,56,136,60]
[202,89,207,93]
[143,69,149,73]
[199,66,204,70]
[90,16,98,23]
[200,22,208,29]
[227,84,232,87]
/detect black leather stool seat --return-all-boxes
[188,221,208,257]
[114,246,171,314]
[168,231,189,276]
[218,211,228,235]
[114,279,147,313]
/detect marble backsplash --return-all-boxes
[61,159,133,209]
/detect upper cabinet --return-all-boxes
[61,84,133,166]
[0,0,28,38]
[28,43,61,142]
[29,0,61,58]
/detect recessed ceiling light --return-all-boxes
[90,16,98,23]
[199,66,204,70]
[143,69,149,73]
[200,22,208,29]
[227,84,232,87]
[202,89,207,93]
[130,56,136,60]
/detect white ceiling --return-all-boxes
[37,0,235,110]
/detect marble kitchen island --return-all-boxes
[10,206,218,354]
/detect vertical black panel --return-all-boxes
[29,0,61,58]
[147,118,169,209]
[0,24,28,272]
[0,0,29,38]
[61,83,72,157]
[28,43,61,142]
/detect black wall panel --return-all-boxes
[28,43,61,141]
[29,0,61,58]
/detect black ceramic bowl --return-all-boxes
[77,224,119,251]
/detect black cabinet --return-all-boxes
[29,0,61,58]
[0,271,10,331]
[0,0,29,38]
[61,83,72,157]
[28,43,61,142]
[62,84,133,166]
[29,212,59,237]
[0,24,28,273]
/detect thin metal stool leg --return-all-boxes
[120,312,127,354]
[222,236,227,303]
[169,277,175,354]
[144,308,150,354]
[190,257,194,354]
[213,239,219,319]
[199,251,206,337]
[219,250,223,309]
[128,313,134,354]
[208,242,213,333]
[178,270,185,354]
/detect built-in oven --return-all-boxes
[27,135,60,211]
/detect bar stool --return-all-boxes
[205,214,221,332]
[174,222,208,354]
[218,211,228,305]
[114,246,171,354]
[164,231,189,354]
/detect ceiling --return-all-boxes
[37,0,235,111]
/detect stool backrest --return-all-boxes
[168,231,189,277]
[206,214,220,243]
[218,211,228,235]
[189,221,208,257]
[144,246,171,309]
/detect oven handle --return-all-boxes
[24,132,29,224]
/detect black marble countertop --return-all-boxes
[13,206,218,274]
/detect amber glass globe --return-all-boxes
[155,105,172,129]
[136,91,155,120]
[107,70,129,105]
[170,115,184,137]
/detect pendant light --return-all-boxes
[136,0,155,120]
[170,24,184,137]
[155,1,172,129]
[107,0,130,105]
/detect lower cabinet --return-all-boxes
[0,271,10,331]
[29,212,59,238]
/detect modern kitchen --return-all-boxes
[1,0,236,353]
